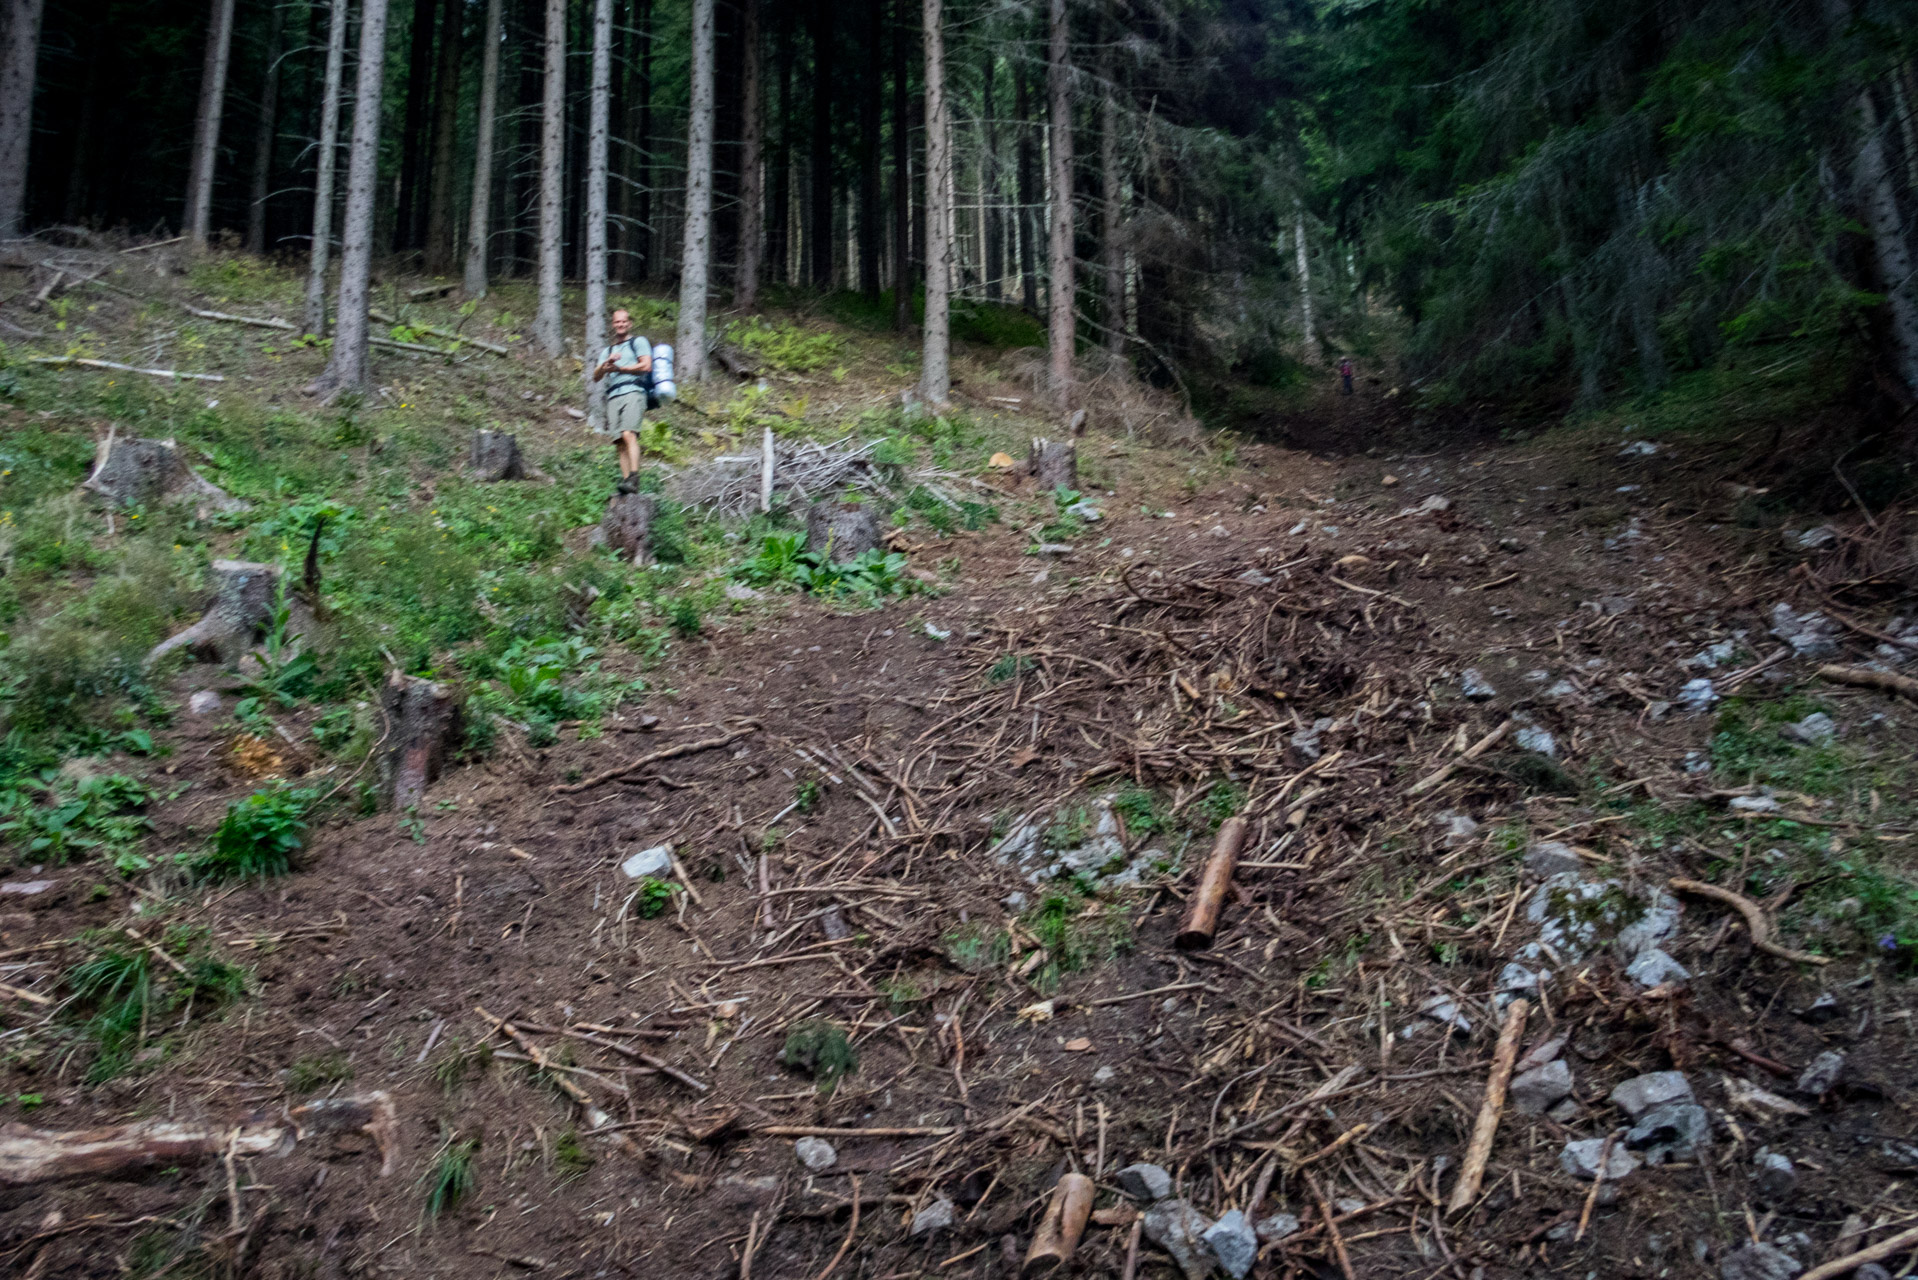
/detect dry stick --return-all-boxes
[812,1173,860,1280]
[1668,879,1831,966]
[0,981,52,1006]
[1818,663,1918,702]
[1119,1217,1144,1280]
[551,724,759,793]
[1446,997,1529,1215]
[1799,1222,1918,1280]
[1023,1172,1095,1272]
[473,1007,639,1153]
[1082,981,1219,1008]
[1574,1129,1621,1242]
[1406,719,1513,798]
[27,356,224,382]
[755,1125,957,1138]
[1304,1169,1356,1280]
[1176,815,1248,950]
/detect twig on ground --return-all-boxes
[1818,664,1918,702]
[1406,720,1513,798]
[1447,997,1528,1214]
[551,724,760,793]
[28,356,224,382]
[1668,878,1830,966]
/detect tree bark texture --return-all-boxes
[183,0,239,247]
[303,0,350,335]
[310,0,392,398]
[1015,61,1037,312]
[1028,437,1076,492]
[245,0,285,254]
[535,0,566,356]
[858,0,881,298]
[0,0,46,237]
[463,0,503,295]
[806,500,882,560]
[144,560,278,668]
[983,51,1000,301]
[1045,0,1075,407]
[677,0,715,382]
[634,0,654,281]
[600,491,655,563]
[807,0,833,287]
[84,434,247,515]
[423,0,464,273]
[1852,85,1918,398]
[890,0,911,328]
[470,428,525,481]
[1293,203,1314,361]
[735,0,764,310]
[396,0,437,249]
[1100,62,1125,356]
[918,0,951,409]
[584,0,611,428]
[381,671,461,811]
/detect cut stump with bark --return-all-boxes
[1029,437,1077,493]
[83,433,247,516]
[470,429,527,482]
[806,500,882,561]
[144,560,278,669]
[380,671,461,812]
[600,492,656,565]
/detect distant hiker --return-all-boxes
[1339,356,1355,395]
[592,307,653,493]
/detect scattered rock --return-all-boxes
[1610,1071,1696,1119]
[1400,494,1452,517]
[1204,1210,1259,1279]
[1142,1198,1215,1280]
[1510,1060,1575,1115]
[1683,640,1738,669]
[723,582,762,601]
[0,880,54,897]
[1093,1065,1116,1084]
[1117,1163,1173,1203]
[1620,440,1658,457]
[1032,542,1076,556]
[1560,1138,1639,1182]
[1419,994,1471,1034]
[1730,793,1782,814]
[620,844,675,880]
[1626,1101,1712,1164]
[1719,1242,1803,1280]
[1625,948,1691,987]
[794,1136,837,1171]
[1856,1266,1893,1280]
[1794,1050,1844,1098]
[1514,1033,1568,1073]
[1438,812,1481,846]
[910,1197,955,1236]
[186,690,223,716]
[1753,1151,1796,1200]
[1769,603,1841,659]
[1528,874,1679,964]
[1253,1212,1300,1244]
[1781,713,1837,745]
[1513,724,1558,756]
[1789,526,1838,550]
[1679,678,1720,712]
[1547,1098,1581,1123]
[1796,992,1841,1023]
[1066,500,1103,522]
[1524,841,1582,878]
[1460,669,1497,700]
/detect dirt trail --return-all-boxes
[5,390,1918,1280]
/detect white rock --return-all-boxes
[1514,725,1557,756]
[1626,948,1691,987]
[1561,1137,1640,1181]
[1254,1212,1300,1243]
[1117,1162,1174,1203]
[187,690,223,715]
[1203,1209,1259,1279]
[794,1136,837,1170]
[910,1197,955,1235]
[620,844,675,880]
[1781,713,1836,745]
[1510,1060,1574,1115]
[1610,1071,1694,1119]
[1460,669,1497,700]
[1679,678,1720,712]
[723,582,762,601]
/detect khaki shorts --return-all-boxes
[603,393,645,437]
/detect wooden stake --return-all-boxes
[1446,997,1528,1214]
[760,426,775,512]
[1023,1172,1095,1272]
[1176,816,1248,950]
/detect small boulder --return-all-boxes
[1560,1137,1639,1182]
[1795,1050,1844,1098]
[1525,841,1582,878]
[1719,1242,1803,1280]
[794,1136,837,1171]
[1460,669,1497,700]
[620,844,675,880]
[1203,1209,1258,1280]
[1142,1199,1215,1280]
[1625,948,1691,987]
[186,690,223,716]
[1610,1071,1695,1119]
[1781,713,1837,745]
[1437,812,1480,846]
[1253,1212,1300,1243]
[1116,1162,1173,1203]
[1752,1151,1796,1200]
[1625,1102,1712,1164]
[1510,1059,1574,1115]
[910,1197,955,1236]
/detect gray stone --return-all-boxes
[794,1136,837,1171]
[1625,1102,1712,1164]
[910,1197,955,1236]
[1546,1098,1582,1123]
[723,582,762,601]
[1460,669,1497,700]
[1203,1209,1259,1279]
[1719,1243,1802,1280]
[1529,875,1679,963]
[1560,1138,1639,1182]
[1679,677,1720,712]
[1796,992,1841,1023]
[1419,994,1471,1033]
[1032,542,1076,556]
[1116,1162,1174,1203]
[1510,1060,1575,1115]
[1514,724,1558,756]
[1782,713,1837,745]
[1731,793,1783,814]
[1795,1050,1844,1097]
[620,844,675,880]
[187,690,223,716]
[1142,1198,1215,1280]
[1525,841,1583,878]
[1610,1071,1695,1119]
[1753,1151,1796,1200]
[0,879,55,896]
[1253,1212,1300,1244]
[1855,1266,1893,1280]
[1438,812,1481,846]
[1498,961,1549,995]
[1625,948,1691,987]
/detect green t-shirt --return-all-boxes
[600,336,650,399]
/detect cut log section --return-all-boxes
[145,560,279,669]
[1028,437,1077,493]
[601,491,656,565]
[82,432,247,515]
[470,429,527,481]
[805,500,882,561]
[0,1092,397,1186]
[380,671,462,811]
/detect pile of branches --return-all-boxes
[666,435,965,520]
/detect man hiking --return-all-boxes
[591,307,653,493]
[1338,355,1355,396]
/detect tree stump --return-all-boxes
[380,671,461,812]
[144,560,278,668]
[805,500,883,562]
[600,492,656,565]
[82,433,247,516]
[469,429,526,482]
[1029,438,1078,493]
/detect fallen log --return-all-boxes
[1175,815,1247,950]
[1818,663,1918,702]
[1447,997,1527,1214]
[1024,1172,1095,1271]
[29,355,223,383]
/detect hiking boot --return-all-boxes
[615,473,638,495]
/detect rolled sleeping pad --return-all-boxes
[649,343,677,403]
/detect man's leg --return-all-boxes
[617,431,639,477]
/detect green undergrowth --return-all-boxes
[779,1019,857,1094]
[945,892,1134,993]
[64,926,250,1083]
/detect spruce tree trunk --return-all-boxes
[1293,203,1314,361]
[890,0,911,329]
[308,0,392,398]
[0,0,47,238]
[396,0,438,250]
[183,0,239,248]
[1100,61,1124,357]
[303,0,350,335]
[735,0,763,311]
[770,8,792,285]
[1044,0,1075,408]
[1015,61,1037,312]
[423,0,463,274]
[584,0,611,428]
[62,15,102,223]
[858,0,881,298]
[918,0,950,409]
[807,0,833,287]
[462,0,503,295]
[1852,84,1918,398]
[677,0,715,382]
[245,0,285,254]
[534,0,566,356]
[982,51,1000,301]
[635,0,653,282]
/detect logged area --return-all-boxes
[3,246,1918,1280]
